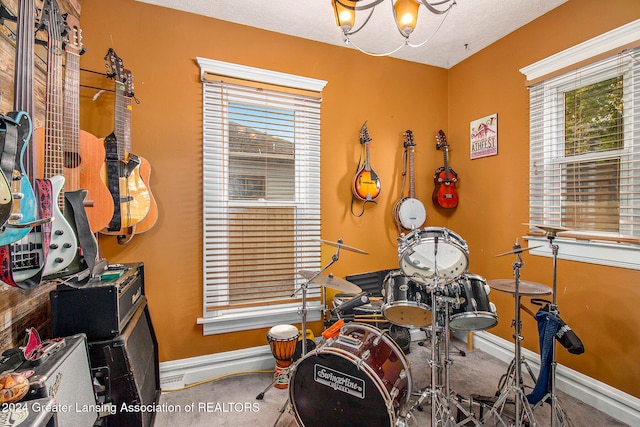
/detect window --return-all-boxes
[196,58,327,334]
[523,25,640,269]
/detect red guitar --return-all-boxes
[432,130,458,208]
[352,121,381,202]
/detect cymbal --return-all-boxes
[495,245,543,257]
[317,239,369,255]
[488,279,552,296]
[523,223,571,237]
[298,270,363,293]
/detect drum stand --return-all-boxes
[483,244,537,427]
[402,239,482,427]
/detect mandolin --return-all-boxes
[393,130,426,230]
[352,121,381,202]
[432,130,459,209]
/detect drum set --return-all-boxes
[262,226,564,427]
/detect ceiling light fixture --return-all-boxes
[331,0,456,57]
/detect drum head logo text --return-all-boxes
[314,364,365,399]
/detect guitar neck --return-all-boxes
[444,146,450,182]
[42,15,66,203]
[114,82,132,159]
[62,49,82,191]
[408,145,416,198]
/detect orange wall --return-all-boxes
[447,0,640,397]
[78,0,640,397]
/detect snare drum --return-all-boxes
[398,227,469,285]
[267,324,299,389]
[289,323,411,427]
[449,274,498,331]
[382,271,431,327]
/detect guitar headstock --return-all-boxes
[123,69,135,98]
[436,129,448,150]
[38,0,67,42]
[403,130,415,147]
[105,48,126,83]
[63,13,84,55]
[359,121,372,145]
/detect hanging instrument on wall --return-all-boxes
[393,130,426,231]
[352,121,381,202]
[101,48,152,241]
[432,130,459,209]
[62,13,114,234]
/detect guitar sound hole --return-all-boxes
[64,151,81,168]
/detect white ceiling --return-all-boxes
[135,0,567,69]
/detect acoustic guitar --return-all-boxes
[393,130,426,230]
[101,49,152,238]
[432,130,459,209]
[62,13,114,234]
[352,121,381,202]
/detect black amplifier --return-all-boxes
[50,262,145,340]
[0,334,97,427]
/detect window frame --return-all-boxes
[521,21,640,270]
[196,58,327,334]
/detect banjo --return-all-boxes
[393,130,426,231]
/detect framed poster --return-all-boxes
[470,113,498,159]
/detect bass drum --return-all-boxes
[449,273,498,332]
[289,323,411,427]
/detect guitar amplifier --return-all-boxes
[50,262,145,340]
[0,334,97,427]
[89,302,160,427]
[0,398,56,427]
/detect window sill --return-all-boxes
[197,302,323,335]
[524,235,640,270]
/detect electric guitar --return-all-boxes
[393,130,426,230]
[100,48,152,237]
[0,0,39,247]
[432,130,459,209]
[62,13,114,234]
[352,121,381,202]
[31,0,80,278]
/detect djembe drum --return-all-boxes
[267,324,299,389]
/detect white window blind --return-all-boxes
[529,47,640,245]
[201,68,323,328]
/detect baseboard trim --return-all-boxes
[463,330,640,426]
[159,331,640,426]
[159,344,274,391]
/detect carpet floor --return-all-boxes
[153,333,628,427]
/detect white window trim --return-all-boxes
[520,19,640,82]
[197,58,327,335]
[522,22,640,270]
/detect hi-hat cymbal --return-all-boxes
[523,223,571,237]
[495,245,543,257]
[488,279,552,296]
[317,239,369,255]
[298,270,363,293]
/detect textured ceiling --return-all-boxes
[135,0,568,68]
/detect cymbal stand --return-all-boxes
[291,240,342,356]
[534,232,567,427]
[483,242,537,427]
